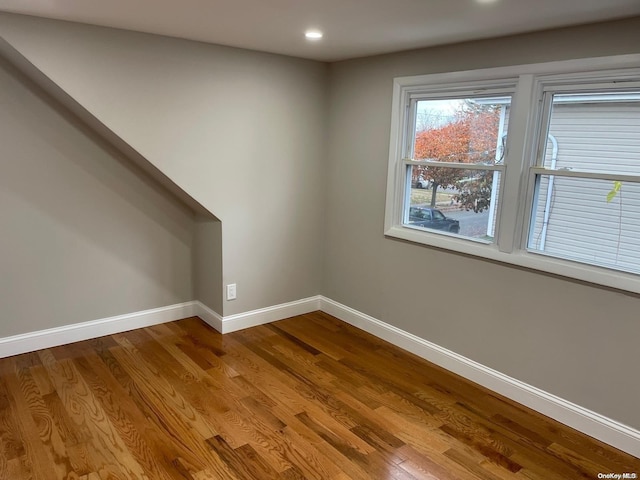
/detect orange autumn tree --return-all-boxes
[413,102,501,211]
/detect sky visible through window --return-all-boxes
[416,99,463,131]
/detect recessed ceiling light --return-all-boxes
[305,30,323,40]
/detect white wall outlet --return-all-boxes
[226,283,237,301]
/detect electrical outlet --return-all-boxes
[226,283,237,301]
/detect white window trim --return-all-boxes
[384,54,640,294]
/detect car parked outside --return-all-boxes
[414,175,431,189]
[408,207,460,233]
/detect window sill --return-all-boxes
[385,225,640,295]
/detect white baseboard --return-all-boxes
[194,301,224,332]
[0,301,197,359]
[213,296,322,334]
[319,296,640,458]
[0,296,319,358]
[1,295,637,457]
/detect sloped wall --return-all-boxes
[0,58,196,337]
[0,13,328,316]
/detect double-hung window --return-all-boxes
[384,55,640,293]
[527,87,640,275]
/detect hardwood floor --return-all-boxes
[0,312,637,479]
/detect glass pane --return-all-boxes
[529,175,640,274]
[413,97,510,165]
[542,91,640,173]
[406,165,501,241]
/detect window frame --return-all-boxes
[384,54,640,294]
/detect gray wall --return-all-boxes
[0,58,195,337]
[193,217,223,314]
[0,13,328,316]
[324,18,640,430]
[1,10,639,432]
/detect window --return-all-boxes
[402,94,511,242]
[527,91,640,275]
[384,55,640,293]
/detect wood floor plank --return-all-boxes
[121,330,243,427]
[71,354,180,480]
[231,332,374,445]
[0,312,637,480]
[108,337,242,480]
[1,364,57,480]
[14,358,76,478]
[38,349,149,479]
[110,334,219,441]
[207,434,284,480]
[0,377,26,461]
[282,417,374,480]
[7,456,33,480]
[444,448,508,480]
[396,445,472,480]
[136,329,301,473]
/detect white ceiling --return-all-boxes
[0,0,639,62]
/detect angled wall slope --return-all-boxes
[0,54,199,336]
[0,13,328,319]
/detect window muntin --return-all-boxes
[402,95,511,243]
